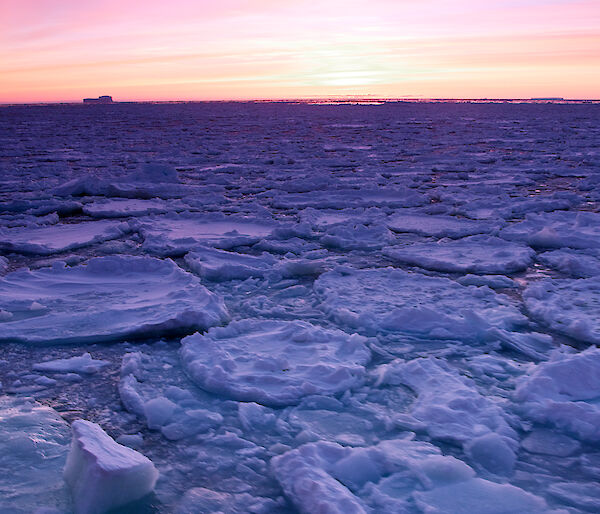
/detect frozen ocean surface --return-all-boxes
[0,101,599,513]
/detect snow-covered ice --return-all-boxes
[314,267,526,339]
[1,101,599,513]
[64,419,159,513]
[0,255,229,344]
[181,320,371,406]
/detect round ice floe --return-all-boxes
[139,214,275,256]
[537,249,600,278]
[180,319,371,406]
[387,213,500,238]
[0,396,71,512]
[500,211,600,249]
[384,236,535,274]
[524,277,600,343]
[0,255,229,345]
[314,268,526,339]
[0,220,132,255]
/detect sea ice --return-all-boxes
[33,353,109,374]
[524,277,600,343]
[314,267,526,339]
[387,213,500,238]
[138,214,274,256]
[537,248,600,278]
[64,419,159,513]
[384,235,534,274]
[0,396,71,513]
[184,247,277,281]
[500,211,600,249]
[82,198,173,218]
[376,358,518,473]
[0,220,132,255]
[0,255,229,344]
[271,438,551,513]
[515,347,600,441]
[181,319,371,406]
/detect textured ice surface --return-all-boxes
[377,358,518,474]
[524,277,600,343]
[387,213,500,238]
[64,419,158,513]
[2,102,599,513]
[139,214,274,256]
[33,353,109,374]
[0,255,229,344]
[0,220,132,255]
[181,319,371,406]
[501,211,600,249]
[384,235,535,274]
[82,198,173,218]
[272,438,551,513]
[515,347,600,441]
[0,396,71,513]
[537,249,600,278]
[184,247,277,281]
[314,268,526,339]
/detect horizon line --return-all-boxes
[2,96,599,107]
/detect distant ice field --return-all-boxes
[0,102,599,513]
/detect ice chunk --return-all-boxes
[521,429,581,457]
[139,214,274,256]
[384,236,534,274]
[82,198,172,218]
[184,246,277,281]
[33,353,109,374]
[0,396,71,513]
[314,268,526,339]
[272,438,548,514]
[387,213,500,238]
[524,277,600,344]
[501,211,600,249]
[64,419,158,513]
[537,249,600,278]
[378,358,517,473]
[515,347,600,441]
[0,220,132,255]
[181,319,371,406]
[176,487,280,514]
[0,255,229,344]
[457,274,518,289]
[413,477,549,514]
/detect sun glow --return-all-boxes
[1,0,598,102]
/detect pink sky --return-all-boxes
[1,0,598,102]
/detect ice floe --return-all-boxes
[181,319,371,406]
[0,255,229,344]
[384,235,535,274]
[0,220,132,255]
[314,268,526,339]
[524,277,600,343]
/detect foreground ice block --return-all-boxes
[314,268,526,339]
[0,255,229,344]
[181,319,371,406]
[64,419,159,514]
